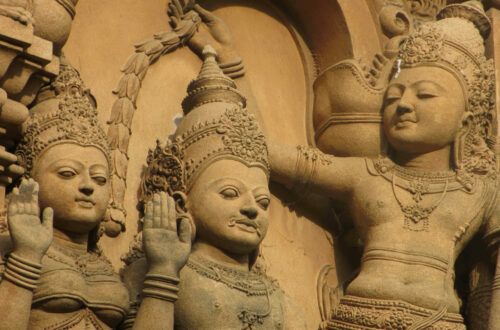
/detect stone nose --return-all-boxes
[79,175,94,196]
[396,91,415,115]
[240,205,258,220]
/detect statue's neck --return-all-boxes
[392,145,452,172]
[52,227,88,253]
[192,241,250,272]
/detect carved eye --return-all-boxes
[416,92,437,99]
[257,197,270,210]
[220,187,239,199]
[58,170,76,179]
[92,176,107,186]
[385,86,402,104]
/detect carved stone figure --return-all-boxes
[0,0,81,241]
[0,61,191,329]
[123,46,306,330]
[182,1,499,329]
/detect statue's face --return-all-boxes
[32,144,110,234]
[383,65,465,154]
[187,159,270,255]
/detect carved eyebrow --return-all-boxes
[49,159,84,170]
[89,164,109,174]
[412,80,446,92]
[209,177,245,188]
[252,186,269,195]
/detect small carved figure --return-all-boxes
[183,1,499,329]
[0,60,190,329]
[123,46,306,329]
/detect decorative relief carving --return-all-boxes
[105,1,202,235]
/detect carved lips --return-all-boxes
[75,197,96,209]
[395,114,417,128]
[228,218,262,236]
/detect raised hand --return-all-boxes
[143,192,191,276]
[7,178,53,263]
[168,1,239,64]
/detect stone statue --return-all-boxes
[0,0,80,237]
[183,2,499,329]
[122,46,306,330]
[0,61,191,329]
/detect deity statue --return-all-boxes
[0,60,191,329]
[122,46,306,330]
[0,0,84,241]
[181,1,499,329]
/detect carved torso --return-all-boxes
[343,158,498,313]
[0,239,129,329]
[174,254,304,330]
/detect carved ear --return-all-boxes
[172,191,196,241]
[172,191,188,213]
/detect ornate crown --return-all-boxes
[140,47,268,202]
[396,1,497,180]
[16,61,110,174]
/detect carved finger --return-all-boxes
[22,178,34,214]
[18,178,30,203]
[153,194,161,228]
[41,207,53,230]
[8,187,19,216]
[160,192,169,229]
[173,0,184,17]
[178,217,191,244]
[143,201,153,229]
[169,3,181,20]
[170,16,179,28]
[30,186,39,217]
[194,4,217,23]
[17,201,25,214]
[167,195,177,232]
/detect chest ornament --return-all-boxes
[373,157,467,231]
[187,255,282,329]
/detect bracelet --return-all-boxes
[2,253,41,291]
[219,58,246,79]
[292,146,334,197]
[145,273,180,285]
[141,273,180,303]
[142,288,178,302]
[292,146,316,195]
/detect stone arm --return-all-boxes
[0,179,53,330]
[182,3,365,200]
[131,193,191,330]
[268,142,364,201]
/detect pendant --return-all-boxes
[392,174,449,232]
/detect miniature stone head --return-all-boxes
[15,60,111,244]
[141,46,270,257]
[384,1,497,181]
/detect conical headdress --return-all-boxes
[140,46,268,202]
[16,60,110,175]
